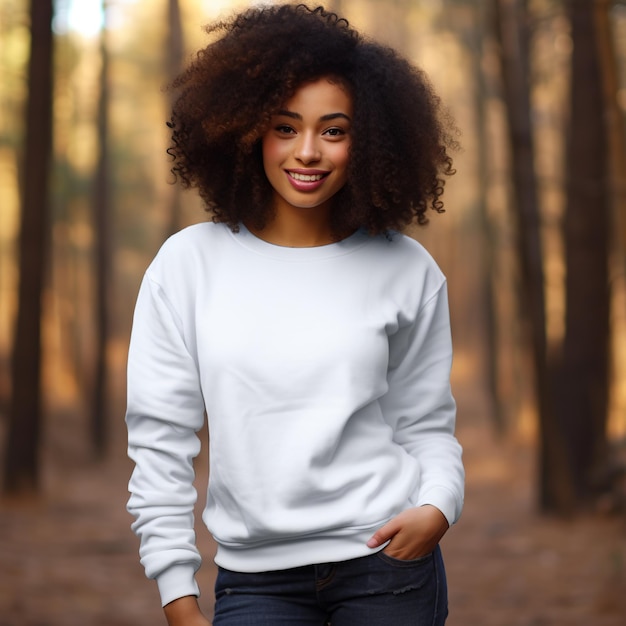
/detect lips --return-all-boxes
[285,169,330,191]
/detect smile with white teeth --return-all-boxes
[288,172,327,182]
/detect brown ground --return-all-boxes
[1,371,625,626]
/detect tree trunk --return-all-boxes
[558,0,611,501]
[472,0,507,433]
[494,0,574,513]
[594,2,626,280]
[3,0,54,495]
[92,0,111,456]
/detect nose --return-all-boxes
[294,131,321,164]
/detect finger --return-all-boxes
[366,519,400,548]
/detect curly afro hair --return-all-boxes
[168,3,457,235]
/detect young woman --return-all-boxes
[126,4,464,625]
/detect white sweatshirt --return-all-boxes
[126,222,464,606]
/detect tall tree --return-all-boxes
[556,0,611,501]
[466,0,509,432]
[92,0,111,456]
[494,0,574,513]
[594,1,626,280]
[3,0,54,494]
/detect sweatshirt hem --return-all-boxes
[213,528,383,573]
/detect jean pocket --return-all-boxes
[375,549,434,568]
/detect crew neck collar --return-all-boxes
[228,223,371,261]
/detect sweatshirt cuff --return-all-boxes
[417,487,462,527]
[156,563,200,607]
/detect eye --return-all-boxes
[275,124,296,135]
[323,127,347,138]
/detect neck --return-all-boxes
[246,205,338,248]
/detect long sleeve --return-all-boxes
[126,272,206,606]
[379,281,464,526]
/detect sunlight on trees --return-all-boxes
[1,3,625,624]
[1,0,625,511]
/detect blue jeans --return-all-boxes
[212,545,448,625]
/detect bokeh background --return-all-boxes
[1,0,626,624]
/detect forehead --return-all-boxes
[281,77,353,114]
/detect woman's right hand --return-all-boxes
[163,596,212,626]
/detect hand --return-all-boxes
[163,596,211,626]
[366,505,449,561]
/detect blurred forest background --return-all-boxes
[1,0,626,624]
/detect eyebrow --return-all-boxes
[276,109,352,122]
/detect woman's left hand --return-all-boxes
[366,505,449,561]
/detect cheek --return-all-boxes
[334,143,351,180]
[262,136,283,171]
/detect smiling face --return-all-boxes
[262,78,353,221]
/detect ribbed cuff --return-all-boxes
[416,486,462,526]
[156,564,200,607]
